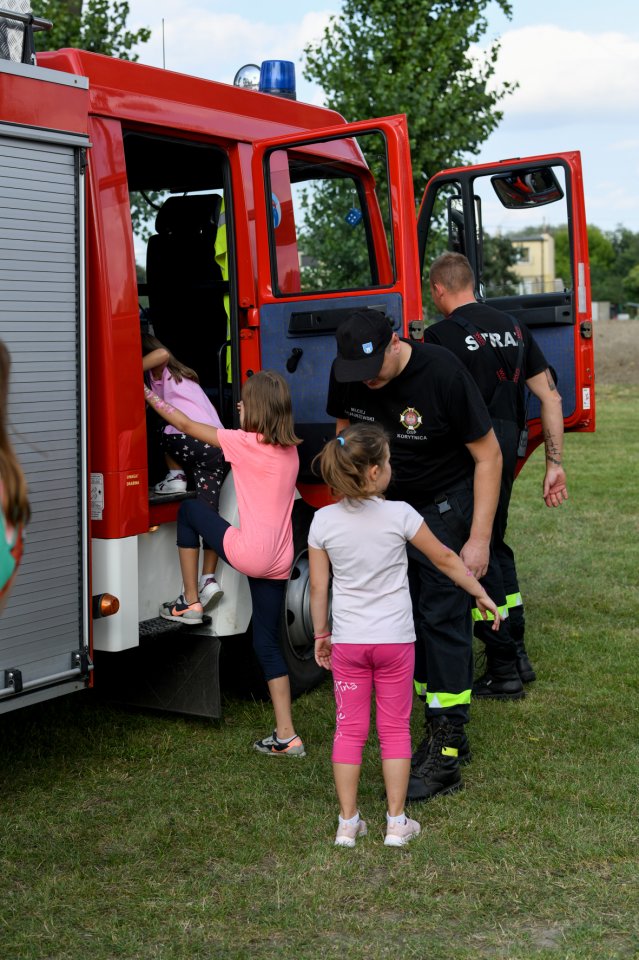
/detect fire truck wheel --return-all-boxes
[279,500,326,699]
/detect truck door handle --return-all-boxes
[286,348,303,373]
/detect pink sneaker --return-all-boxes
[334,818,367,848]
[384,817,421,848]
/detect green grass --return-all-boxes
[1,384,638,960]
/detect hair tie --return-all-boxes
[336,436,345,446]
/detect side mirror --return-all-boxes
[491,167,564,209]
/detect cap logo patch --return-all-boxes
[362,341,374,354]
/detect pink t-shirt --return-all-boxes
[217,430,298,580]
[150,368,223,435]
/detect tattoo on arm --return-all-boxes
[544,429,562,465]
[144,386,178,419]
[544,369,557,391]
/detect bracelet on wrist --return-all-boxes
[314,632,331,640]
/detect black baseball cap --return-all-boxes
[333,310,394,382]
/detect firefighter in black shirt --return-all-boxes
[426,252,568,688]
[327,309,522,802]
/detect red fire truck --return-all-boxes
[0,10,593,717]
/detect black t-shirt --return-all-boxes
[423,302,548,425]
[326,342,492,506]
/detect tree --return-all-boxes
[481,232,520,297]
[304,0,515,196]
[300,1,515,293]
[33,0,150,60]
[33,2,152,240]
[622,263,639,306]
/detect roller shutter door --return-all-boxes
[0,128,89,711]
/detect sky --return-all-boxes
[125,0,639,232]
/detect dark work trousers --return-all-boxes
[490,418,525,645]
[177,497,289,682]
[409,479,516,726]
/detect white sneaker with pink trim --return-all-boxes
[334,818,368,848]
[384,817,421,847]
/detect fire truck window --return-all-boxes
[266,130,394,296]
[422,180,463,320]
[471,164,569,299]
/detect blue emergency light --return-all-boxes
[258,60,296,100]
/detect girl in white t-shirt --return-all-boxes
[308,422,500,848]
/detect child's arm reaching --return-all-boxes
[409,522,501,629]
[144,386,221,447]
[308,546,332,669]
[142,348,169,377]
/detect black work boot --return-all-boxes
[406,717,464,802]
[514,641,537,683]
[411,720,471,770]
[473,656,525,700]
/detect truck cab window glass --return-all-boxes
[473,164,568,300]
[265,130,394,296]
[422,180,463,319]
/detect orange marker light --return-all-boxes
[92,593,120,618]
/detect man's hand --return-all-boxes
[460,538,490,579]
[543,465,568,508]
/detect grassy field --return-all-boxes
[0,384,637,960]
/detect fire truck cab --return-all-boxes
[0,11,594,717]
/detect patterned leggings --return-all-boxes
[162,432,227,511]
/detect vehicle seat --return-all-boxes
[146,194,227,399]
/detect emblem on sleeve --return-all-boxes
[400,406,423,432]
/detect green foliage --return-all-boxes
[304,0,516,196]
[552,224,639,308]
[298,182,373,291]
[302,1,515,298]
[623,263,639,303]
[481,231,520,297]
[33,0,150,60]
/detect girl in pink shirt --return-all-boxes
[145,371,306,757]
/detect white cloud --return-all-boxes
[130,5,332,94]
[481,25,639,120]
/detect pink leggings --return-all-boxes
[331,642,415,765]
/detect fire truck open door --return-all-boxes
[250,115,421,498]
[417,151,595,464]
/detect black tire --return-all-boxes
[279,499,327,699]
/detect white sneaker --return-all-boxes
[334,818,367,848]
[384,817,421,848]
[199,576,223,610]
[154,472,187,495]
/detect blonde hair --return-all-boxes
[241,371,301,447]
[0,341,30,525]
[141,333,199,385]
[429,252,475,293]
[313,422,388,500]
